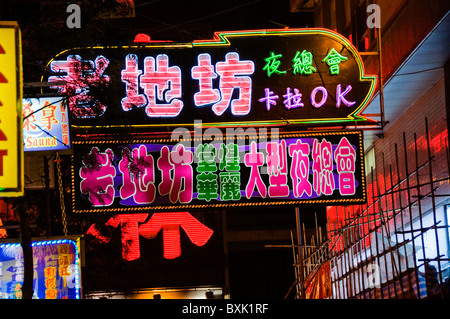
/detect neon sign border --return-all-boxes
[71,130,366,214]
[42,28,377,129]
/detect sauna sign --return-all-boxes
[45,29,376,129]
[71,131,365,213]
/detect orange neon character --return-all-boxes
[23,102,37,131]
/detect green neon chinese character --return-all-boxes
[220,172,241,201]
[218,143,240,171]
[195,143,217,172]
[322,48,348,75]
[197,172,219,201]
[292,50,316,75]
[263,51,286,77]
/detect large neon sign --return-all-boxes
[44,29,376,129]
[71,130,365,213]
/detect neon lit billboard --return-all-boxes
[71,130,365,213]
[23,97,71,152]
[0,238,82,299]
[44,29,376,129]
[83,210,224,291]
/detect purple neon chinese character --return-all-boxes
[157,144,193,204]
[213,52,255,116]
[121,54,147,111]
[334,137,356,195]
[244,141,266,199]
[289,140,313,198]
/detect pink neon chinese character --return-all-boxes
[80,147,116,206]
[334,137,356,195]
[40,101,59,130]
[266,140,289,197]
[140,54,183,117]
[139,212,214,259]
[121,54,147,111]
[289,140,313,198]
[62,124,69,145]
[191,53,220,106]
[119,145,156,204]
[212,52,255,116]
[244,141,266,199]
[157,145,193,204]
[87,213,148,261]
[48,55,110,118]
[311,139,335,196]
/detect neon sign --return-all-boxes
[0,238,81,299]
[71,130,365,213]
[44,28,376,129]
[86,212,213,260]
[23,97,71,152]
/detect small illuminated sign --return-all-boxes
[71,130,365,213]
[44,29,376,129]
[0,22,23,196]
[0,238,82,299]
[23,97,71,152]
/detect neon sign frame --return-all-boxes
[43,28,377,129]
